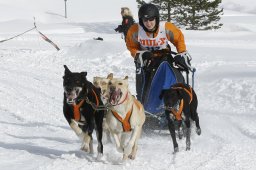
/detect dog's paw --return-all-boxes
[124,144,133,156]
[178,129,183,139]
[80,143,90,152]
[122,154,129,161]
[117,146,124,153]
[186,141,191,151]
[173,147,179,153]
[128,154,136,160]
[196,128,201,135]
[96,153,103,160]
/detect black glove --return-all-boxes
[142,51,154,61]
[135,51,154,67]
[174,54,188,72]
[174,51,195,72]
[114,25,122,32]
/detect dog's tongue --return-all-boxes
[110,89,121,105]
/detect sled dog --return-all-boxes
[93,73,114,143]
[93,73,113,104]
[105,75,145,160]
[62,65,104,158]
[159,83,201,152]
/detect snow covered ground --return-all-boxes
[0,1,256,170]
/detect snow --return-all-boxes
[0,0,256,170]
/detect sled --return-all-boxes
[136,52,196,132]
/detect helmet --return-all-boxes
[138,3,159,19]
[138,3,160,32]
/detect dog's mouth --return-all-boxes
[64,86,82,104]
[109,88,122,105]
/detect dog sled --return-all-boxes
[135,51,196,132]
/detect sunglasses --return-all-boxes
[142,17,155,22]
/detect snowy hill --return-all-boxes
[0,1,256,170]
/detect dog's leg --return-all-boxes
[120,133,127,150]
[184,118,191,151]
[194,112,201,135]
[95,113,104,158]
[177,120,183,139]
[165,111,179,153]
[70,120,83,136]
[89,134,94,154]
[69,120,93,153]
[112,132,122,153]
[128,126,142,160]
[191,91,201,135]
[95,129,103,159]
[80,132,93,153]
[103,118,112,143]
[123,126,140,160]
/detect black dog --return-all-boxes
[63,65,104,158]
[159,83,201,153]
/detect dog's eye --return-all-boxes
[118,83,123,85]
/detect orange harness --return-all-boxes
[72,89,99,121]
[171,86,193,121]
[111,97,141,132]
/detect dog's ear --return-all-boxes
[107,73,113,80]
[124,76,128,80]
[81,72,87,79]
[176,89,185,99]
[64,65,71,75]
[159,89,168,99]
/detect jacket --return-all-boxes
[115,16,135,40]
[125,22,186,57]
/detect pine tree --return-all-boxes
[136,0,147,8]
[150,0,181,22]
[136,0,223,30]
[174,0,223,30]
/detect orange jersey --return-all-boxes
[125,22,186,57]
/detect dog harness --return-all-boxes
[72,89,99,121]
[170,86,193,120]
[111,97,141,132]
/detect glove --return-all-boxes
[114,25,122,32]
[174,51,193,72]
[134,51,154,67]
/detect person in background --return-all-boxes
[115,7,135,41]
[125,3,193,102]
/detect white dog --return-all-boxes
[106,76,145,160]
